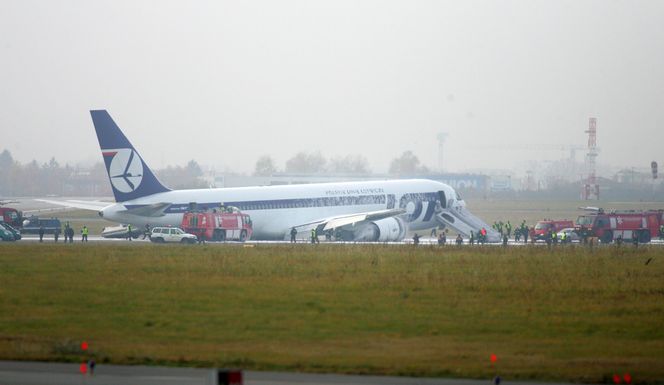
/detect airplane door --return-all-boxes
[438,191,447,208]
[387,194,395,209]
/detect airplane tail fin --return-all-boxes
[90,110,169,202]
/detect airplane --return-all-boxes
[41,110,500,242]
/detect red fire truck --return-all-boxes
[181,209,253,242]
[0,206,22,228]
[529,219,575,241]
[575,209,664,244]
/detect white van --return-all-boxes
[150,227,197,244]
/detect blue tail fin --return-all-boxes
[90,110,169,202]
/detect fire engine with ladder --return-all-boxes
[575,207,664,244]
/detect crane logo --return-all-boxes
[103,149,144,193]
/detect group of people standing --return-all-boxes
[288,227,333,244]
[37,222,88,243]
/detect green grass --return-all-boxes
[0,244,663,383]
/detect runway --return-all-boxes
[0,361,581,385]
[12,234,664,246]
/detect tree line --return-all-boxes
[0,148,431,197]
[254,150,430,176]
[0,149,209,197]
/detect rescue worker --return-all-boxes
[38,225,44,242]
[412,233,420,245]
[455,234,463,245]
[126,224,133,241]
[311,228,318,244]
[632,231,639,247]
[469,230,475,245]
[616,234,623,246]
[580,226,588,244]
[506,221,512,238]
[54,225,61,242]
[552,230,558,245]
[480,227,487,245]
[88,359,96,376]
[523,226,529,244]
[143,224,151,240]
[290,227,297,243]
[560,231,567,244]
[67,226,75,243]
[438,231,446,245]
[81,225,89,242]
[502,233,508,246]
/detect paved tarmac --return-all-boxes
[0,361,581,385]
[13,234,664,247]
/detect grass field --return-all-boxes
[1,244,663,383]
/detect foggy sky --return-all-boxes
[1,0,662,175]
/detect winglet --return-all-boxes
[90,110,169,202]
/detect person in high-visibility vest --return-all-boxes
[81,225,89,242]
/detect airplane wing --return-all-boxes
[36,199,113,211]
[37,199,171,218]
[293,208,406,233]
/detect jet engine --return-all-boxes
[342,217,407,242]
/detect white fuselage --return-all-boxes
[100,179,468,240]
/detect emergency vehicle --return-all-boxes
[0,206,22,228]
[181,208,253,242]
[529,219,575,241]
[575,209,664,244]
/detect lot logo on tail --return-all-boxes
[103,149,144,193]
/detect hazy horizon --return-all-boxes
[1,1,662,175]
